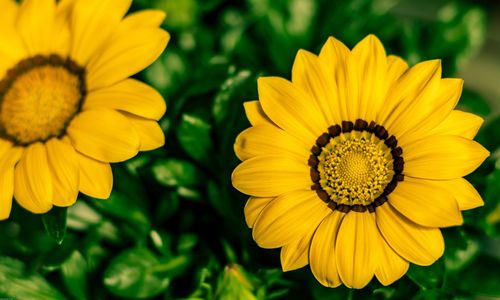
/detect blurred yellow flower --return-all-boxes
[0,0,169,218]
[232,34,489,288]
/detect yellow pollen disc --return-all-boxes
[0,65,82,144]
[317,132,394,206]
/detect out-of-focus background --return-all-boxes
[1,0,499,299]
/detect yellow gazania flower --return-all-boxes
[0,0,169,219]
[232,35,489,288]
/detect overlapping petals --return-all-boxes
[232,34,489,288]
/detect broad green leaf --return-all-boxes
[406,259,444,289]
[104,248,170,299]
[42,206,68,244]
[152,158,203,187]
[61,251,89,300]
[0,256,65,300]
[447,255,500,297]
[177,113,214,163]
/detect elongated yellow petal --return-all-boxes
[0,145,23,220]
[292,49,340,125]
[309,211,344,288]
[389,178,463,227]
[398,78,464,147]
[347,34,387,121]
[17,0,56,55]
[87,28,169,90]
[84,78,166,120]
[386,55,408,89]
[243,101,273,126]
[252,190,330,249]
[318,36,349,121]
[375,236,409,286]
[122,113,164,151]
[258,77,328,144]
[382,60,442,136]
[426,110,483,139]
[433,178,484,210]
[234,125,310,161]
[281,232,313,272]
[77,152,112,199]
[14,143,53,214]
[376,204,444,266]
[244,197,274,228]
[336,212,379,289]
[46,139,79,207]
[68,109,140,163]
[404,135,489,180]
[70,0,131,65]
[232,155,311,197]
[0,0,18,28]
[119,10,166,30]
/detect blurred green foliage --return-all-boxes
[1,0,499,299]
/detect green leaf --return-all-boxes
[61,251,89,300]
[406,258,444,289]
[42,206,68,244]
[177,113,214,163]
[447,255,500,297]
[0,256,65,300]
[152,158,203,187]
[104,248,171,299]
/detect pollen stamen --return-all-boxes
[310,119,404,213]
[0,55,86,145]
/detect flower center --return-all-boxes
[309,120,404,213]
[0,55,86,145]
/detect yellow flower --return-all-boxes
[0,0,169,219]
[232,35,489,288]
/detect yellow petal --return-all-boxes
[281,232,313,272]
[232,155,311,198]
[119,10,166,29]
[433,178,484,211]
[16,0,56,55]
[292,49,340,125]
[86,28,169,90]
[243,101,273,126]
[258,77,328,145]
[376,204,444,266]
[122,113,164,151]
[0,0,18,28]
[404,135,489,180]
[381,60,441,136]
[0,146,23,220]
[398,78,464,147]
[70,0,132,65]
[234,125,310,161]
[14,143,53,214]
[426,110,484,140]
[386,55,408,89]
[389,177,463,227]
[46,139,79,207]
[244,197,273,228]
[68,109,140,163]
[309,211,344,288]
[77,151,113,199]
[84,78,166,120]
[336,212,379,289]
[0,0,24,76]
[252,190,330,248]
[318,36,350,121]
[375,236,409,286]
[347,34,388,121]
